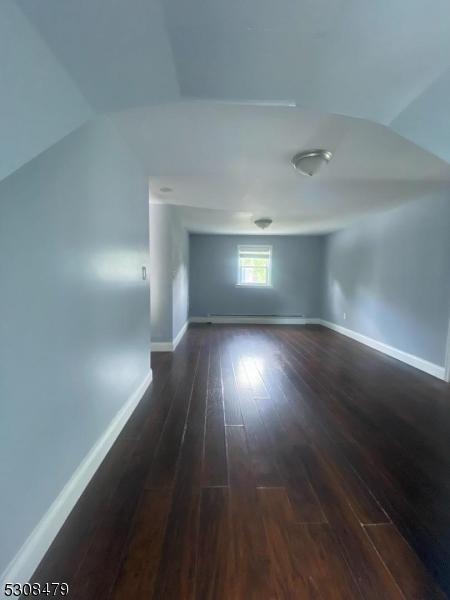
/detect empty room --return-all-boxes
[1,1,450,599]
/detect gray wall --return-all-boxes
[150,204,189,342]
[322,194,450,366]
[0,117,150,575]
[150,204,173,342]
[171,209,189,339]
[189,234,324,317]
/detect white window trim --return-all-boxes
[236,244,273,288]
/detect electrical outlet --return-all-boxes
[343,312,347,320]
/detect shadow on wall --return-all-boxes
[327,230,377,315]
[327,231,426,349]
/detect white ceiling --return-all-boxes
[112,101,450,234]
[14,0,450,234]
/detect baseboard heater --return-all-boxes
[207,313,305,318]
[191,314,313,326]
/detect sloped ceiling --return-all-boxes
[390,67,450,163]
[6,0,450,233]
[0,0,93,182]
[163,0,450,124]
[17,0,180,111]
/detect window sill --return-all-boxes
[235,283,273,289]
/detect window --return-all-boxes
[237,245,272,287]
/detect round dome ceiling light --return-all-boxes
[254,217,273,230]
[291,149,333,177]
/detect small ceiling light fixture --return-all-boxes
[160,186,173,193]
[254,217,273,230]
[291,149,333,177]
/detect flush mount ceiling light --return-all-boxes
[291,149,333,177]
[160,186,173,193]
[254,217,273,230]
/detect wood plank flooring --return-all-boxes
[31,324,450,599]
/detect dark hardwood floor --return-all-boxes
[31,324,450,599]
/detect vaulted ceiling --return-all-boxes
[6,0,450,233]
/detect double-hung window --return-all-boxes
[237,245,272,287]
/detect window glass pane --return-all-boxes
[241,266,268,284]
[241,267,256,283]
[240,257,269,267]
[240,257,255,267]
[253,267,267,283]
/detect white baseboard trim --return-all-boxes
[318,320,446,380]
[190,316,320,325]
[151,341,174,352]
[189,316,446,380]
[152,321,189,352]
[173,321,189,350]
[445,317,450,383]
[0,370,153,596]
